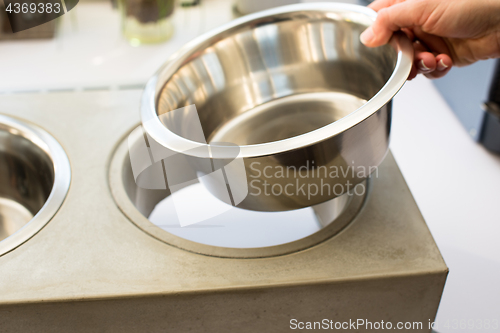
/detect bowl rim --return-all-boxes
[141,2,413,159]
[0,114,71,257]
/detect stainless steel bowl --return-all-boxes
[141,3,412,211]
[0,115,71,256]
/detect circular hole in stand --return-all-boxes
[110,127,368,258]
[0,115,71,256]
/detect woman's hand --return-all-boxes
[360,0,500,79]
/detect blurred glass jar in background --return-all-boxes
[119,0,175,45]
[234,0,299,15]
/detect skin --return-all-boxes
[360,0,500,79]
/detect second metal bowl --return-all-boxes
[0,115,71,256]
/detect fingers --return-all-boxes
[436,54,452,71]
[361,1,430,47]
[412,27,451,56]
[409,41,453,80]
[401,28,415,42]
[416,52,436,74]
[361,0,454,80]
[413,42,436,75]
[360,0,453,80]
[425,54,452,79]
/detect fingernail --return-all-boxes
[360,27,374,45]
[437,59,449,71]
[418,59,432,72]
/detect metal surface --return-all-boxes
[109,126,367,257]
[141,3,413,211]
[0,90,446,332]
[0,115,71,256]
[480,101,500,153]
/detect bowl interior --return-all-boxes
[0,124,54,242]
[157,9,398,146]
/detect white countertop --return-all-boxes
[1,1,499,331]
[392,77,500,331]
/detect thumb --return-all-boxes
[361,1,429,47]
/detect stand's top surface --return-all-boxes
[0,90,446,304]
